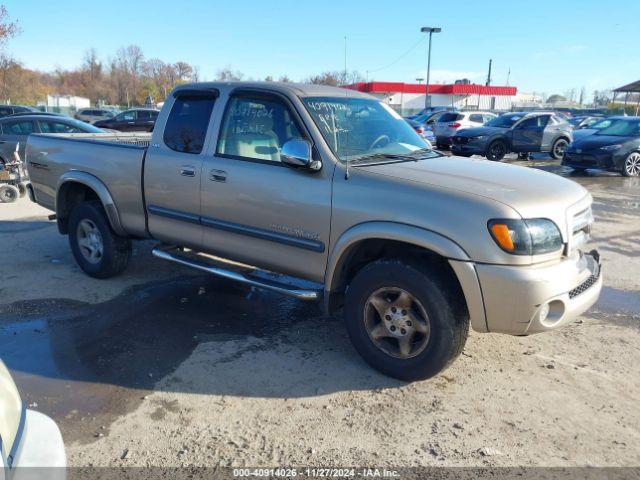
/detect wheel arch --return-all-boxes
[56,172,126,236]
[323,222,487,332]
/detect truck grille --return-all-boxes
[568,268,600,299]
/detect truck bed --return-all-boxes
[26,132,151,237]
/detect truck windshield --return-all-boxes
[302,97,431,162]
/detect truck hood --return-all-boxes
[356,155,589,220]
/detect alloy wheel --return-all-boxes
[77,219,104,264]
[624,152,640,177]
[553,139,569,159]
[363,287,431,359]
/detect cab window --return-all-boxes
[39,121,82,133]
[217,95,303,162]
[164,94,216,154]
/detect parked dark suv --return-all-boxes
[0,105,40,117]
[451,112,573,161]
[93,108,159,132]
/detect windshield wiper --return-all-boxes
[349,148,439,164]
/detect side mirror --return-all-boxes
[281,138,321,171]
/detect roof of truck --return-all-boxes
[173,81,373,99]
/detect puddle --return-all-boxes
[0,275,320,443]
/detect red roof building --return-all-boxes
[347,81,518,114]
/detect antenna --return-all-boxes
[486,59,492,86]
[506,67,511,86]
[344,35,351,180]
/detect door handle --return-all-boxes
[180,166,196,177]
[210,169,227,182]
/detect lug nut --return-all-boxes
[385,315,391,321]
[406,321,412,326]
[401,309,407,315]
[391,307,397,313]
[400,328,406,334]
[390,326,396,332]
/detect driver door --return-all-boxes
[511,115,549,152]
[200,91,332,283]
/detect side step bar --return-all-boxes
[152,246,322,301]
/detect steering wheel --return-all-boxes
[369,134,391,150]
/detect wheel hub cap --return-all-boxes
[626,154,640,176]
[77,219,104,264]
[364,287,431,359]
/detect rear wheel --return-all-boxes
[17,182,27,198]
[0,184,19,203]
[550,138,569,160]
[622,152,640,177]
[68,201,132,278]
[486,140,507,161]
[344,259,469,381]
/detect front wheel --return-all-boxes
[622,151,640,177]
[486,140,507,161]
[68,201,132,278]
[344,259,469,381]
[0,184,19,203]
[550,138,569,160]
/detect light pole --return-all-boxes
[420,26,441,109]
[416,77,424,84]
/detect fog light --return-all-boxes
[539,303,550,322]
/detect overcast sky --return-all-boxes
[4,0,638,96]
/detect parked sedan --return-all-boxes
[93,108,159,132]
[434,111,496,149]
[568,115,603,130]
[0,105,40,118]
[572,117,613,141]
[0,360,66,477]
[562,117,640,177]
[75,108,119,124]
[451,112,572,161]
[0,115,105,164]
[405,118,435,145]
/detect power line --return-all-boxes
[366,35,426,80]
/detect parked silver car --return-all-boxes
[0,360,66,478]
[434,111,496,149]
[74,108,119,124]
[0,115,105,165]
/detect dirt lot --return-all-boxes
[1,159,639,471]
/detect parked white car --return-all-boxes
[0,360,66,480]
[74,108,118,124]
[434,111,497,149]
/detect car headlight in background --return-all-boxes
[600,144,622,151]
[488,219,563,255]
[471,135,487,141]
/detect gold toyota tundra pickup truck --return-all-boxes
[25,82,602,381]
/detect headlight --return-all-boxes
[600,144,622,151]
[488,219,563,255]
[472,135,487,141]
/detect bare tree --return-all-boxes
[0,5,19,46]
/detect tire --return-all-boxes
[17,182,27,198]
[550,137,569,160]
[486,140,507,161]
[344,259,469,381]
[517,152,529,160]
[436,143,446,150]
[68,201,132,278]
[622,151,640,177]
[0,184,19,203]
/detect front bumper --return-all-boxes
[451,143,486,155]
[562,151,619,170]
[8,409,66,480]
[474,250,602,335]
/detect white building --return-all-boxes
[347,81,518,114]
[41,94,90,110]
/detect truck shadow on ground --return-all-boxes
[0,275,402,402]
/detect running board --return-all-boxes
[151,246,321,301]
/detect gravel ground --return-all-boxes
[1,160,639,473]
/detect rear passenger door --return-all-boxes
[200,90,332,283]
[144,90,218,250]
[136,110,157,132]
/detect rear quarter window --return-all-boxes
[163,95,216,154]
[439,113,463,122]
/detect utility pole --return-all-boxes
[420,26,441,109]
